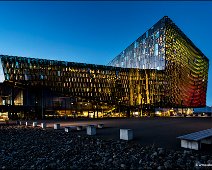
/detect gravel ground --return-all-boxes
[0,125,211,169]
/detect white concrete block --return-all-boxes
[25,122,29,126]
[181,139,200,150]
[97,124,104,128]
[64,126,76,132]
[65,127,71,132]
[54,124,60,129]
[191,141,199,150]
[77,126,83,131]
[33,122,37,127]
[120,129,133,140]
[181,139,188,148]
[41,123,46,129]
[86,125,96,135]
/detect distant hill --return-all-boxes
[193,106,212,113]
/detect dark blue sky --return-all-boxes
[0,1,211,106]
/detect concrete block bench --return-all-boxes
[177,128,212,150]
[33,122,37,127]
[97,124,104,128]
[86,125,96,135]
[41,123,47,129]
[54,124,60,130]
[120,129,133,140]
[64,126,76,132]
[76,125,84,131]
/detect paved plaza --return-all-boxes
[23,117,212,151]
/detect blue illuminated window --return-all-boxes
[154,44,158,56]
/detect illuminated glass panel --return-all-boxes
[108,17,166,71]
[165,17,208,107]
[0,58,5,83]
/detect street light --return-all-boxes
[118,101,121,117]
[70,102,73,118]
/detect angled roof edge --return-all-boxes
[0,54,160,73]
[165,17,209,62]
[108,16,167,66]
[108,16,209,65]
[0,54,127,71]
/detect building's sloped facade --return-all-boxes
[165,17,208,108]
[108,16,209,108]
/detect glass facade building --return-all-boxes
[0,16,209,120]
[108,16,209,109]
